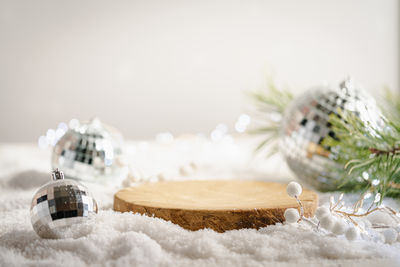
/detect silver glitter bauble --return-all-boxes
[30,169,98,239]
[52,118,124,182]
[280,79,382,191]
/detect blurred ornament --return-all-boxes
[280,78,382,191]
[235,114,251,133]
[52,117,125,182]
[30,169,98,239]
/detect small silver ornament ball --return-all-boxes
[30,169,98,239]
[52,117,124,182]
[280,78,382,191]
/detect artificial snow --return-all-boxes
[1,140,400,266]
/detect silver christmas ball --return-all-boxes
[52,118,124,182]
[30,169,98,239]
[280,79,382,191]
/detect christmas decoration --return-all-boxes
[250,78,384,192]
[322,97,400,200]
[286,181,302,197]
[283,208,300,223]
[52,117,125,182]
[280,78,382,191]
[345,227,359,241]
[319,215,335,230]
[331,220,346,235]
[30,169,98,239]
[315,206,330,220]
[382,228,397,244]
[283,182,400,243]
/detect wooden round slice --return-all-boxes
[114,180,318,232]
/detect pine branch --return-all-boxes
[323,106,400,202]
[249,79,400,201]
[248,80,293,155]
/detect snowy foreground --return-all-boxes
[1,138,400,267]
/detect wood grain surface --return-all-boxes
[114,180,318,232]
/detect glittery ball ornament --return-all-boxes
[30,169,98,239]
[52,117,124,182]
[280,78,382,191]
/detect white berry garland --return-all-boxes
[286,182,302,198]
[345,226,359,241]
[315,206,330,220]
[331,220,347,235]
[382,228,397,244]
[319,215,335,231]
[284,208,300,223]
[284,181,400,243]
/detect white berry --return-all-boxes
[382,228,398,244]
[286,182,302,198]
[345,227,359,241]
[284,208,300,223]
[315,206,330,220]
[320,215,335,231]
[331,220,347,235]
[373,233,384,243]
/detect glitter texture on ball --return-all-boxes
[30,169,98,239]
[52,117,125,182]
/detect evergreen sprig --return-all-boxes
[248,80,293,155]
[323,106,400,201]
[250,81,400,201]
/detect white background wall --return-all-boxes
[0,0,398,142]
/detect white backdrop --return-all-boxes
[0,0,398,142]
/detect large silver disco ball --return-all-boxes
[30,169,98,239]
[280,79,382,191]
[52,118,124,182]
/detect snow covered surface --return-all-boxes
[1,137,400,267]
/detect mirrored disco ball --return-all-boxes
[30,169,98,239]
[52,117,124,182]
[280,78,382,191]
